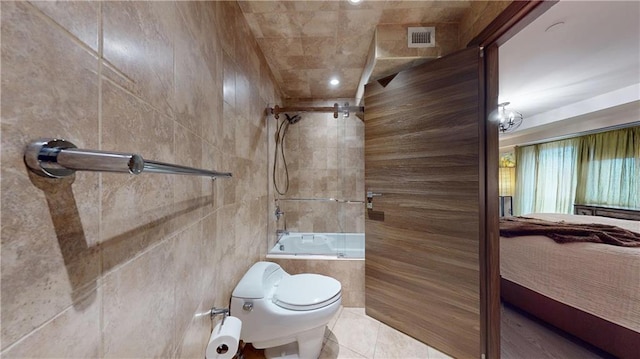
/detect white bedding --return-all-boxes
[500,213,640,332]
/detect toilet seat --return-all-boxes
[273,274,341,311]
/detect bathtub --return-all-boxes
[267,232,364,259]
[266,232,365,307]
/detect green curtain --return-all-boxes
[514,126,639,215]
[514,138,580,215]
[537,139,580,213]
[575,127,640,208]
[514,145,536,215]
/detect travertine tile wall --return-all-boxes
[371,22,460,80]
[458,0,512,47]
[239,0,476,99]
[1,1,279,357]
[375,23,459,58]
[269,99,365,249]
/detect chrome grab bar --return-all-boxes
[24,138,232,180]
[277,197,365,204]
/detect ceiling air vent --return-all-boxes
[408,27,435,48]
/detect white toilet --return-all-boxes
[230,261,342,359]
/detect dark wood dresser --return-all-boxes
[573,204,640,221]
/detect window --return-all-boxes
[514,127,639,215]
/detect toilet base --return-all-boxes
[262,326,325,359]
[264,342,298,359]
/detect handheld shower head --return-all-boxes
[285,114,301,125]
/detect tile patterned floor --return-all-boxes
[241,305,608,359]
[241,307,452,359]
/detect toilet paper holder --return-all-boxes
[208,307,230,325]
[209,308,230,356]
[206,307,245,358]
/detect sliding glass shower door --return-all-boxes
[266,100,365,258]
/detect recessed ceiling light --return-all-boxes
[330,78,340,86]
[348,0,362,4]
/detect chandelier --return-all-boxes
[498,102,523,133]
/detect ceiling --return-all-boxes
[239,0,639,131]
[238,0,472,99]
[499,1,640,133]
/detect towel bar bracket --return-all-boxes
[25,139,145,178]
[25,138,79,178]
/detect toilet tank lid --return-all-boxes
[232,262,283,299]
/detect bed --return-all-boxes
[500,212,640,358]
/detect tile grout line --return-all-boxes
[334,308,380,359]
[171,11,179,354]
[25,1,99,60]
[97,1,104,358]
[371,311,382,359]
[369,312,382,359]
[100,75,173,124]
[0,286,99,355]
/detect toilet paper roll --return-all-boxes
[205,316,242,359]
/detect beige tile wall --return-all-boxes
[375,23,459,59]
[1,1,279,357]
[458,0,513,48]
[371,22,460,81]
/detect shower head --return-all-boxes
[285,114,301,125]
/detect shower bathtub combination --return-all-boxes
[267,232,364,259]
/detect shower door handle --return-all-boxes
[366,191,382,209]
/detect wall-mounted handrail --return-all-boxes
[24,138,232,180]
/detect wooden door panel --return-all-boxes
[364,47,484,359]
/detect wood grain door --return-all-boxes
[364,47,487,359]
